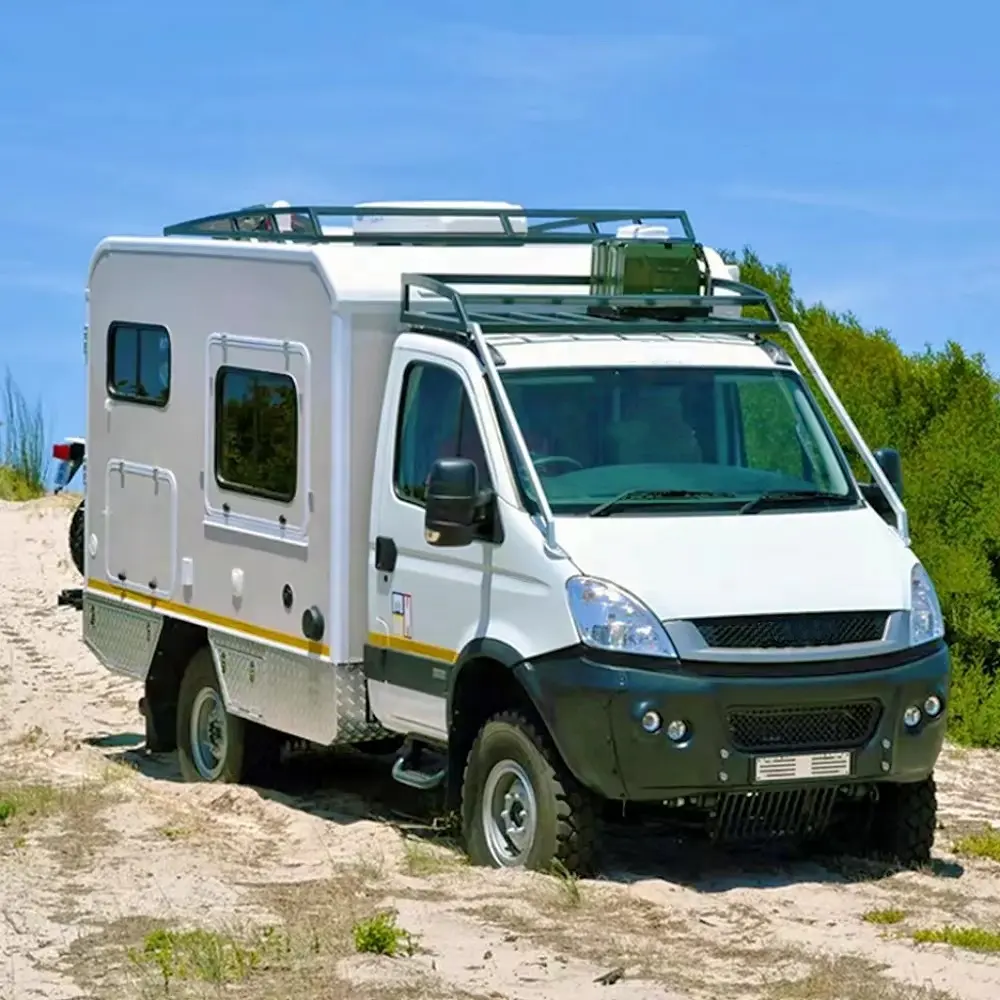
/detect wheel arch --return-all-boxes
[445,637,572,811]
[143,616,209,752]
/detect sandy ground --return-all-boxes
[2,498,1000,1000]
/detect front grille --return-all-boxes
[694,611,888,649]
[727,701,881,752]
[713,786,839,843]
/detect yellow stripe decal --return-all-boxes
[367,631,458,664]
[86,577,330,657]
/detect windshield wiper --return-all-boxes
[589,489,735,518]
[739,489,847,515]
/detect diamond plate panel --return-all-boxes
[335,660,390,744]
[83,592,163,681]
[208,630,387,746]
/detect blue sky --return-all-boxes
[2,0,997,462]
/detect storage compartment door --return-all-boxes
[104,460,178,598]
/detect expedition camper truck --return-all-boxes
[55,202,950,874]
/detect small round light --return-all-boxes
[666,719,688,742]
[903,705,922,728]
[924,695,942,718]
[641,710,662,734]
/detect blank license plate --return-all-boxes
[753,751,852,783]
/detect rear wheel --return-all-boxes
[176,647,249,783]
[461,710,598,875]
[870,776,937,867]
[69,500,85,577]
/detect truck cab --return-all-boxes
[65,202,949,875]
[365,281,947,874]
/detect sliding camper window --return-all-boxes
[394,361,493,505]
[214,366,298,502]
[106,323,171,406]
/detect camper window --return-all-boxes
[107,322,171,406]
[214,366,299,502]
[394,361,492,506]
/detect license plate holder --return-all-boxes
[753,750,852,784]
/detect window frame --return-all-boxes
[392,360,494,510]
[106,321,172,408]
[213,364,300,504]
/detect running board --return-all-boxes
[391,738,446,791]
[391,756,446,791]
[58,587,83,610]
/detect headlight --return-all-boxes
[910,563,945,646]
[565,576,677,658]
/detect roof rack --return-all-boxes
[399,273,781,338]
[163,205,696,246]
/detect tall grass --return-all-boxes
[0,368,47,500]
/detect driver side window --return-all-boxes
[394,361,493,506]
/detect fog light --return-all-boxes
[903,705,922,728]
[924,695,942,718]
[641,710,662,734]
[666,719,688,742]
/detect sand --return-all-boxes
[1,496,999,999]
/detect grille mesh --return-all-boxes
[727,701,881,753]
[694,611,888,649]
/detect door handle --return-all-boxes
[374,536,398,573]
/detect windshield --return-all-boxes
[497,365,856,516]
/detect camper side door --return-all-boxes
[366,344,498,742]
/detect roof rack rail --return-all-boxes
[163,205,696,246]
[399,273,781,338]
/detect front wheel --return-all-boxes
[461,710,598,875]
[176,647,249,783]
[870,775,938,867]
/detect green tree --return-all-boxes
[730,248,1000,746]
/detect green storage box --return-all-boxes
[590,232,706,298]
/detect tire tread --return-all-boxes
[873,775,937,867]
[462,709,598,874]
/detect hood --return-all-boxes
[554,506,913,621]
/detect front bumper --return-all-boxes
[517,640,949,803]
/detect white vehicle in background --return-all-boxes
[51,200,950,874]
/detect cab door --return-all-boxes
[366,348,498,742]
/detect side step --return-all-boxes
[58,587,83,611]
[391,738,446,791]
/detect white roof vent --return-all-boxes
[352,200,527,237]
[271,200,294,233]
[615,223,671,240]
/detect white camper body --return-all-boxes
[84,223,623,743]
[63,202,950,874]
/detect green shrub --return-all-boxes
[730,248,1000,748]
[0,368,47,500]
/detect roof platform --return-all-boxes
[163,203,697,246]
[399,273,782,338]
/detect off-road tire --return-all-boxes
[176,647,250,784]
[461,710,598,875]
[69,499,85,577]
[870,775,937,867]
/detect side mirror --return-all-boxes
[873,447,903,501]
[424,457,479,548]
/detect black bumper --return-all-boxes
[516,641,950,803]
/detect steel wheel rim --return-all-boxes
[190,687,227,780]
[481,759,538,866]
